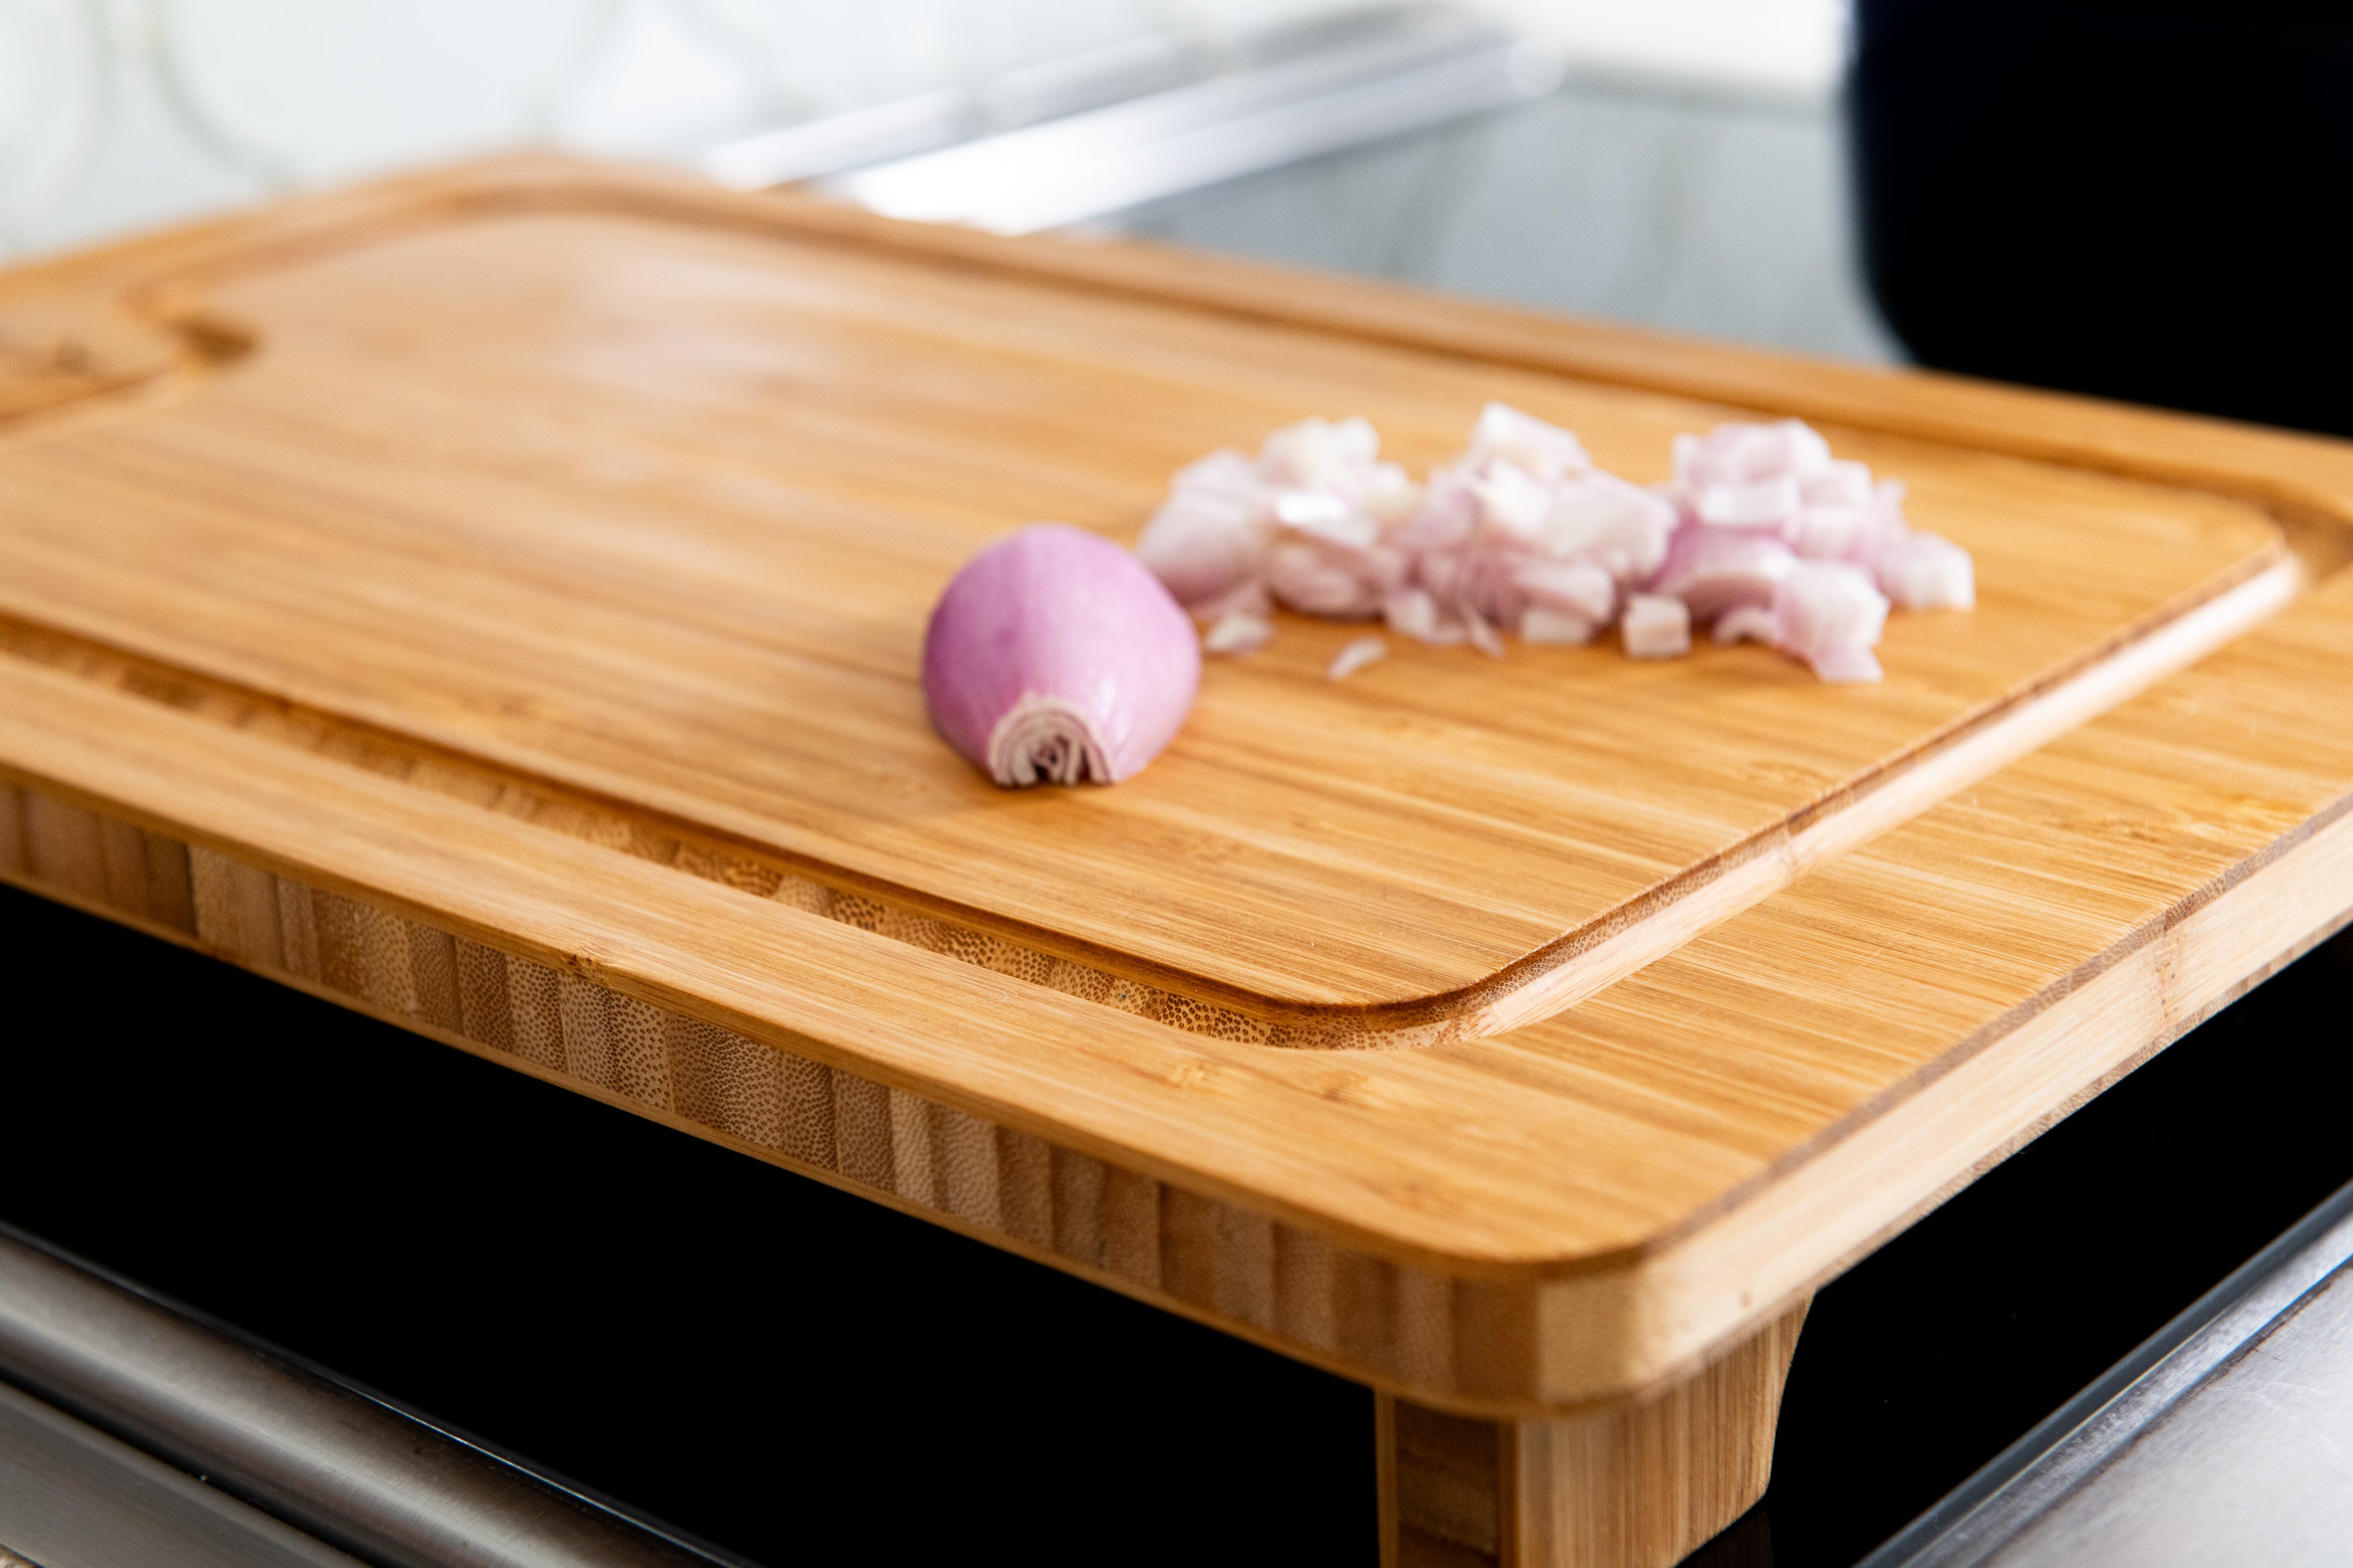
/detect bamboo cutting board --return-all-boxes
[0,162,2291,1049]
[7,159,2353,1426]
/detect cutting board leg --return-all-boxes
[1380,1298,1809,1568]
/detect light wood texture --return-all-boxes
[0,159,2286,1048]
[1388,1303,1806,1567]
[5,159,2353,1423]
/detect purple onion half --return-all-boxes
[922,524,1202,787]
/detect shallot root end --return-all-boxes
[986,693,1115,787]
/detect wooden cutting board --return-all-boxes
[7,159,2353,1434]
[0,162,2290,1050]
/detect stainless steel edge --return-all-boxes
[703,3,1562,231]
[0,1376,362,1567]
[832,30,1561,235]
[1859,1175,2353,1568]
[0,1229,712,1568]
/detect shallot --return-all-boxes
[1385,403,1676,654]
[1135,417,1417,623]
[1133,407,1972,686]
[1622,594,1692,659]
[1714,561,1890,683]
[1652,417,1973,679]
[923,524,1200,786]
[1327,635,1389,680]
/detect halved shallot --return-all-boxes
[923,524,1200,786]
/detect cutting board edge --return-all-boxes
[6,749,2350,1417]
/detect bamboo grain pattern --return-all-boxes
[7,159,2353,1415]
[0,160,2287,1047]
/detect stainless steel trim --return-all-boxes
[0,1377,360,1568]
[0,1229,711,1568]
[703,5,1562,233]
[1861,1176,2353,1567]
[702,29,1216,190]
[705,88,978,192]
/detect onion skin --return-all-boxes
[922,524,1201,787]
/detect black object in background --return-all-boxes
[3,882,2351,1565]
[0,884,1375,1568]
[1849,0,2353,438]
[1751,927,2353,1565]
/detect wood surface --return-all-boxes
[5,159,2353,1421]
[0,160,2286,1049]
[1386,1303,1806,1568]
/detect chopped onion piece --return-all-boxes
[1650,527,1796,622]
[1139,409,1967,683]
[1140,414,1422,638]
[1327,635,1389,680]
[1811,646,1885,684]
[1134,481,1261,608]
[1203,609,1275,655]
[1261,415,1379,489]
[1472,460,1556,540]
[1465,608,1507,659]
[1622,594,1691,659]
[1652,417,1973,679]
[1383,587,1464,645]
[1515,559,1617,622]
[1470,401,1591,482]
[1713,605,1778,645]
[1801,460,1874,509]
[1521,606,1597,645]
[1876,530,1977,610]
[1771,561,1890,682]
[1267,540,1391,619]
[1675,419,1833,488]
[1695,474,1802,532]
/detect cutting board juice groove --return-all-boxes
[1478,553,2296,1032]
[0,552,2297,1055]
[0,165,2299,1050]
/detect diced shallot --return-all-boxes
[1769,562,1890,683]
[1327,635,1388,680]
[1386,404,1673,647]
[1133,451,1265,608]
[1674,419,1833,487]
[1875,530,1977,610]
[1521,607,1597,645]
[1713,605,1778,646]
[1135,409,1969,685]
[1649,526,1796,622]
[1137,417,1415,643]
[1203,609,1275,655]
[1694,474,1802,532]
[1515,558,1616,622]
[1470,400,1592,481]
[1648,418,1977,680]
[1622,594,1692,659]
